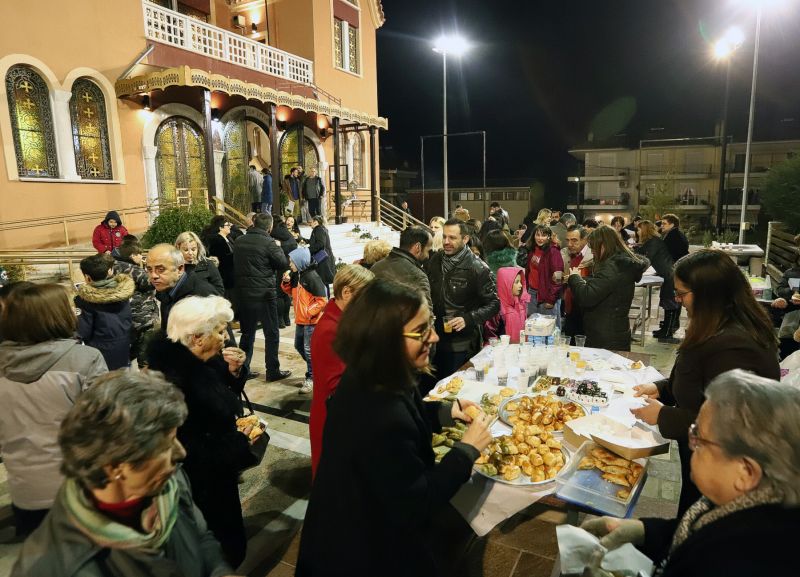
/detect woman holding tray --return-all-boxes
[631,249,779,515]
[297,279,492,577]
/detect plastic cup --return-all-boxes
[554,271,564,283]
[558,336,571,349]
[575,335,587,348]
[489,337,500,347]
[500,334,511,346]
[475,365,485,382]
[443,315,454,334]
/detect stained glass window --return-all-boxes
[347,24,360,74]
[334,19,345,69]
[351,133,364,187]
[69,78,112,180]
[5,65,58,178]
[279,126,319,181]
[155,116,207,205]
[223,114,249,216]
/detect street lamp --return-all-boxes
[433,33,470,219]
[712,27,744,233]
[568,176,581,220]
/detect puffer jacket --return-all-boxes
[426,249,500,353]
[112,258,158,331]
[567,251,650,351]
[91,211,128,254]
[0,339,107,510]
[11,469,231,577]
[281,268,327,325]
[74,275,134,370]
[232,228,288,302]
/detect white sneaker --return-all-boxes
[299,379,313,394]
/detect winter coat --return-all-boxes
[270,222,299,257]
[0,339,107,510]
[155,272,217,332]
[281,268,327,325]
[486,247,518,275]
[206,234,235,290]
[74,274,135,370]
[427,249,500,353]
[261,172,273,205]
[309,300,345,477]
[567,251,650,351]
[370,247,431,305]
[484,267,530,344]
[774,266,800,301]
[185,259,225,296]
[518,243,564,305]
[11,469,232,577]
[112,258,158,331]
[232,228,288,302]
[145,335,255,562]
[640,504,800,577]
[301,175,325,200]
[635,236,675,302]
[663,227,689,263]
[296,370,478,577]
[91,211,128,254]
[309,225,336,285]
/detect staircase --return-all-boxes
[301,222,400,266]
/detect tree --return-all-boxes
[761,155,800,231]
[638,172,678,223]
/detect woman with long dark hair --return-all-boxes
[517,224,565,321]
[635,220,679,340]
[632,249,780,515]
[567,225,649,350]
[202,215,235,297]
[297,279,492,577]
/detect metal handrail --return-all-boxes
[377,197,429,232]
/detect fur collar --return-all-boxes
[77,274,135,304]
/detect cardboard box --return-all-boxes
[564,414,670,460]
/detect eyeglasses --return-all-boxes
[403,316,437,342]
[688,422,722,452]
[674,288,692,299]
[224,222,232,227]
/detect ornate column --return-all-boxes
[142,144,159,223]
[214,150,225,210]
[52,89,79,180]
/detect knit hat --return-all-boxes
[289,246,312,272]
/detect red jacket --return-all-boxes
[309,299,345,477]
[526,244,563,304]
[92,222,128,253]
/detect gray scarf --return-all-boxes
[441,245,471,276]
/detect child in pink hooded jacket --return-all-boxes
[484,266,531,344]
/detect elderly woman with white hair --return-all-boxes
[145,295,258,568]
[581,369,800,577]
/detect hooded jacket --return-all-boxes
[91,211,128,254]
[484,267,530,344]
[112,258,158,331]
[74,274,134,370]
[282,247,327,325]
[0,339,107,510]
[568,251,650,351]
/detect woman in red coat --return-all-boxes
[517,224,564,325]
[308,264,374,477]
[91,211,128,254]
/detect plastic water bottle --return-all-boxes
[551,326,561,347]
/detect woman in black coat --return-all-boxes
[634,220,680,339]
[308,216,336,292]
[145,295,257,568]
[176,231,225,296]
[202,216,236,294]
[296,279,492,577]
[270,216,298,327]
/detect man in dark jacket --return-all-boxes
[371,226,432,305]
[271,216,299,328]
[261,167,273,214]
[426,219,500,382]
[145,244,216,332]
[301,167,325,218]
[233,213,291,381]
[661,213,689,262]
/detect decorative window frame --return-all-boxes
[332,1,362,77]
[0,54,125,183]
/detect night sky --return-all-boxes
[376,0,800,208]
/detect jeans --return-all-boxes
[239,298,281,375]
[261,202,272,214]
[526,288,561,329]
[294,324,315,378]
[307,197,321,217]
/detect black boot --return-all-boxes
[658,310,681,343]
[652,312,669,338]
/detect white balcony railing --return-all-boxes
[142,0,313,85]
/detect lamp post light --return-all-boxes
[712,27,744,234]
[738,9,762,244]
[433,33,470,219]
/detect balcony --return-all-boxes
[582,167,630,182]
[141,0,313,86]
[566,192,630,212]
[640,164,714,180]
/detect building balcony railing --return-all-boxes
[584,167,630,179]
[141,0,313,85]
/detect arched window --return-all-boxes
[351,132,364,188]
[279,125,319,179]
[155,116,207,205]
[70,78,112,180]
[5,65,58,178]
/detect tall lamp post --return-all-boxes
[433,33,470,219]
[712,27,744,234]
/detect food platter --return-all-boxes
[497,393,587,432]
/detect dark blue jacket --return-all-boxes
[74,274,135,370]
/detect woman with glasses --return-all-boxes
[202,216,236,300]
[632,249,779,515]
[583,370,800,577]
[297,279,493,577]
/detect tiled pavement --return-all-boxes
[0,292,685,577]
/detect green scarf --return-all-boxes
[62,476,179,551]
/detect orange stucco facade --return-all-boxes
[0,0,385,249]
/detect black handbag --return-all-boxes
[240,389,270,470]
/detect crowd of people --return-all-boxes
[0,200,797,577]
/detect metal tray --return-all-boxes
[473,446,571,486]
[497,394,587,430]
